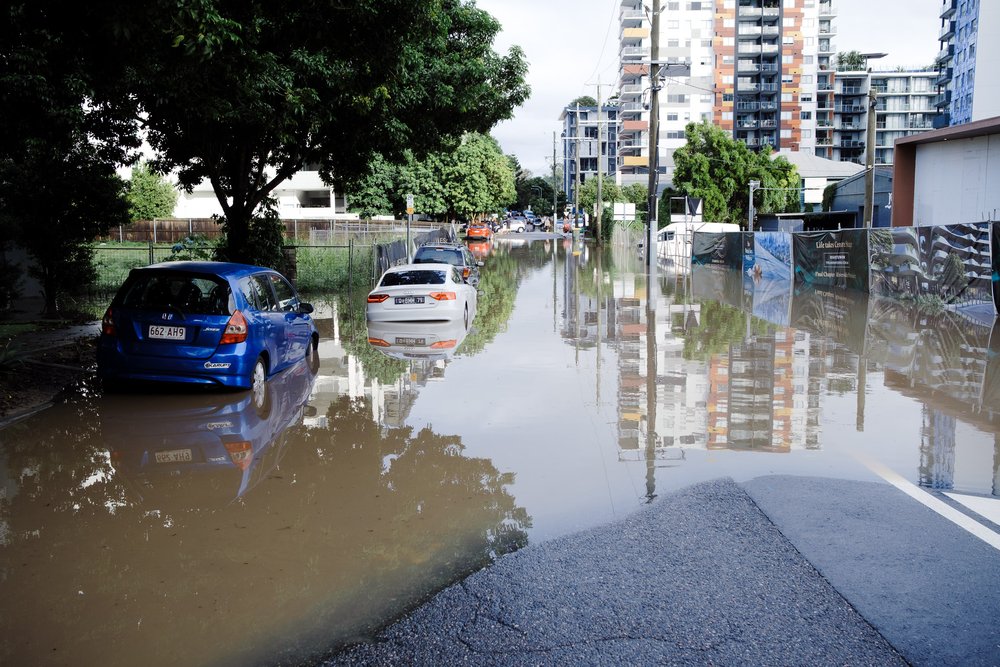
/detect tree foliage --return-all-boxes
[672,122,801,228]
[515,176,557,216]
[568,96,597,107]
[4,1,530,267]
[347,133,516,221]
[127,162,178,222]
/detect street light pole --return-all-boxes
[863,87,878,227]
[748,180,760,231]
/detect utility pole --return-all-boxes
[552,131,558,227]
[863,86,878,227]
[596,80,603,245]
[646,0,661,270]
[575,102,582,231]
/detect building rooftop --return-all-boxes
[775,150,864,179]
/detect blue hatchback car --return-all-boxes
[97,261,318,395]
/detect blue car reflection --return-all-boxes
[101,356,317,507]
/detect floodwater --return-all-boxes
[2,234,1000,666]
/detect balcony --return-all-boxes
[939,20,955,41]
[936,44,954,64]
[940,0,956,19]
[819,0,836,17]
[932,91,952,108]
[819,41,835,54]
[835,105,866,114]
[738,61,761,73]
[840,140,865,149]
[840,86,865,95]
[621,46,650,60]
[620,84,642,97]
[620,8,644,22]
[936,67,953,86]
[738,44,762,56]
[819,23,835,36]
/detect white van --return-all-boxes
[655,222,740,263]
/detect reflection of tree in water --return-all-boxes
[682,300,771,361]
[0,391,530,667]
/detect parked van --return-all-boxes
[655,222,740,263]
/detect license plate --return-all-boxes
[154,449,192,463]
[395,337,426,346]
[149,325,186,340]
[394,296,425,305]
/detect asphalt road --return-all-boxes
[323,476,1000,666]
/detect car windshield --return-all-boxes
[413,248,463,266]
[120,273,231,316]
[380,270,447,287]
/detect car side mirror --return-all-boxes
[299,302,314,314]
[477,261,484,267]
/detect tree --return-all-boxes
[104,1,530,264]
[568,96,597,107]
[835,51,868,71]
[516,176,556,215]
[579,178,622,214]
[127,162,179,222]
[344,154,398,219]
[672,121,800,228]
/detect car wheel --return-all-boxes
[250,356,271,418]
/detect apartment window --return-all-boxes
[666,94,689,103]
[667,20,679,28]
[689,1,703,8]
[783,18,796,27]
[802,18,815,28]
[802,129,813,138]
[783,55,793,64]
[722,111,733,120]
[723,75,734,84]
[701,95,713,103]
[702,39,713,47]
[667,2,679,8]
[805,37,814,46]
[800,111,812,119]
[782,93,793,102]
[722,55,735,64]
[804,55,814,64]
[801,75,813,83]
[800,94,813,103]
[782,74,794,84]
[666,113,679,121]
[724,18,735,28]
[723,93,734,102]
[667,40,680,47]
[781,129,792,138]
[781,111,792,120]
[723,37,734,46]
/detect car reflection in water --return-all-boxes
[467,239,492,260]
[367,318,470,362]
[101,356,318,507]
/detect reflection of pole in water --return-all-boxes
[596,249,602,405]
[645,260,658,502]
[919,405,956,490]
[552,235,557,334]
[993,433,1000,498]
[856,354,866,432]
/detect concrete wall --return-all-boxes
[912,134,1000,226]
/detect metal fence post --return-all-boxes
[148,242,154,265]
[348,238,353,288]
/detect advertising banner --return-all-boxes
[692,232,741,269]
[792,229,869,291]
[870,222,993,313]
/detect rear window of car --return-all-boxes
[380,270,447,287]
[120,273,230,315]
[413,248,463,266]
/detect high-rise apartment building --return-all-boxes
[559,103,619,207]
[935,0,1000,127]
[616,0,828,190]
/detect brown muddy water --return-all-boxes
[2,235,999,666]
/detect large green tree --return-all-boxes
[672,121,801,228]
[118,0,529,264]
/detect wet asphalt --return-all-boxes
[326,476,1000,666]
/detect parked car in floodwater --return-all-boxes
[97,261,318,400]
[412,242,482,286]
[367,263,478,327]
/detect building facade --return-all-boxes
[935,0,1000,127]
[815,69,937,167]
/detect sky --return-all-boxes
[476,0,943,177]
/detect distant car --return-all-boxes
[367,263,478,327]
[507,216,528,233]
[466,223,493,240]
[97,261,318,398]
[523,212,540,230]
[412,242,482,286]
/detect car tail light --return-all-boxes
[430,340,457,349]
[462,267,471,279]
[220,310,248,344]
[430,292,456,301]
[101,307,116,336]
[367,337,391,347]
[367,294,390,303]
[224,441,253,470]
